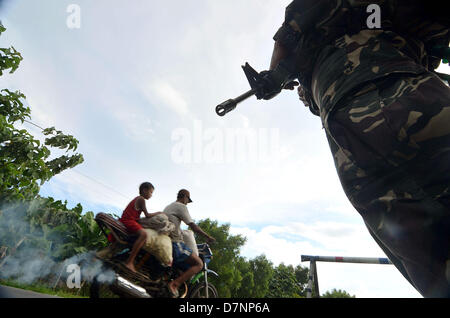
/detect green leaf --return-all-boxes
[0,23,6,35]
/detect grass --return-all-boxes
[0,278,89,298]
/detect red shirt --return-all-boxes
[120,196,142,221]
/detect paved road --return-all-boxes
[0,285,60,298]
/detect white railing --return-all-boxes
[300,255,393,298]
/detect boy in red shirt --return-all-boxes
[120,182,162,272]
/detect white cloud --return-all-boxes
[188,144,348,226]
[231,220,385,263]
[437,62,450,73]
[142,80,191,118]
[110,105,156,142]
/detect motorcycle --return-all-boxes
[89,212,219,298]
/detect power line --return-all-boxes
[42,175,124,210]
[72,168,129,200]
[23,119,46,131]
[21,119,130,201]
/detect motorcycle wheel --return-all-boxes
[188,282,218,298]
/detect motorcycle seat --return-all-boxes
[95,212,138,245]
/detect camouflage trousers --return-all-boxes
[323,71,450,297]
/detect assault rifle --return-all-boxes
[215,45,450,117]
[215,62,298,117]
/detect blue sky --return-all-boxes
[2,0,448,298]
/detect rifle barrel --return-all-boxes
[216,89,256,117]
[234,89,256,103]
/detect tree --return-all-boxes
[267,263,308,298]
[25,198,106,260]
[231,256,254,298]
[294,264,309,295]
[194,218,247,298]
[248,255,273,297]
[0,22,84,202]
[321,288,356,298]
[56,210,107,259]
[0,23,105,267]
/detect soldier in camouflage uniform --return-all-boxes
[269,0,450,297]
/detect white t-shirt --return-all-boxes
[163,201,194,242]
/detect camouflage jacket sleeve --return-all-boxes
[273,0,338,116]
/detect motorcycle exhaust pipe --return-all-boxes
[112,274,152,298]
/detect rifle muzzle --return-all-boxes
[215,89,256,117]
[216,99,237,117]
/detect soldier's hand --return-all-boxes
[256,70,283,100]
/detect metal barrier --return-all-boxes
[300,255,393,298]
